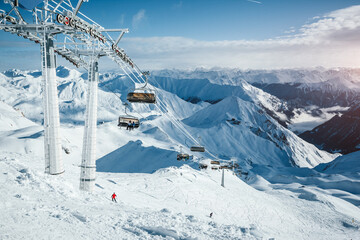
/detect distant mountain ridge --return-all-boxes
[152,67,360,107]
[300,105,360,154]
[151,67,360,138]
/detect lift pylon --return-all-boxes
[80,58,98,191]
[42,34,64,175]
[0,0,148,192]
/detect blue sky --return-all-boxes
[0,0,360,70]
[81,0,360,40]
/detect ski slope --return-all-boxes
[1,151,359,239]
[0,67,360,239]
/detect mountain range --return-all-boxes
[1,66,359,239]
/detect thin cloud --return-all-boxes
[118,14,125,26]
[132,9,146,29]
[173,1,183,9]
[246,0,262,4]
[118,5,360,70]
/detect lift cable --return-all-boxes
[112,59,218,159]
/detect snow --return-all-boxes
[152,68,360,133]
[1,152,360,239]
[0,67,360,239]
[152,67,360,87]
[288,106,349,134]
[182,96,334,168]
[315,150,360,175]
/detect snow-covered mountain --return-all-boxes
[152,68,360,133]
[0,66,334,169]
[181,96,332,168]
[315,150,360,175]
[300,105,360,154]
[1,66,360,239]
[153,67,360,92]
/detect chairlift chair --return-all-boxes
[127,92,156,104]
[118,116,140,128]
[127,71,156,104]
[190,136,205,152]
[211,160,220,165]
[118,103,140,128]
[199,163,208,169]
[190,146,205,152]
[177,153,190,161]
[177,146,190,161]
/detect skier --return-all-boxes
[210,212,213,218]
[131,121,135,130]
[111,192,117,202]
[127,121,131,131]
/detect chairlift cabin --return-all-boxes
[199,163,208,169]
[118,116,140,128]
[177,146,190,161]
[190,136,205,152]
[190,146,205,152]
[177,153,190,161]
[118,103,140,128]
[127,71,156,104]
[127,92,156,104]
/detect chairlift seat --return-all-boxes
[127,92,156,104]
[220,165,231,169]
[118,116,140,128]
[199,164,208,169]
[190,146,205,152]
[177,153,190,161]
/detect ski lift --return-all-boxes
[127,71,156,104]
[177,146,190,161]
[211,160,220,165]
[190,137,205,152]
[118,103,140,128]
[199,163,208,169]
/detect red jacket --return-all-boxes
[112,193,116,199]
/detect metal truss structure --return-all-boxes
[0,0,147,191]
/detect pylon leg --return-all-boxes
[41,35,64,175]
[80,60,98,192]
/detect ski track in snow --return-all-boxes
[1,152,360,239]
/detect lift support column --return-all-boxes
[41,34,64,175]
[80,59,98,192]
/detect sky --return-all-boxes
[0,0,360,71]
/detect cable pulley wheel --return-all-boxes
[56,14,64,24]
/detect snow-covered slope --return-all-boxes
[152,68,360,134]
[0,67,334,170]
[1,66,360,239]
[1,153,359,239]
[0,67,204,125]
[182,96,333,168]
[151,75,289,123]
[0,100,35,131]
[315,150,360,175]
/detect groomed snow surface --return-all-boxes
[1,153,360,239]
[0,67,360,239]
